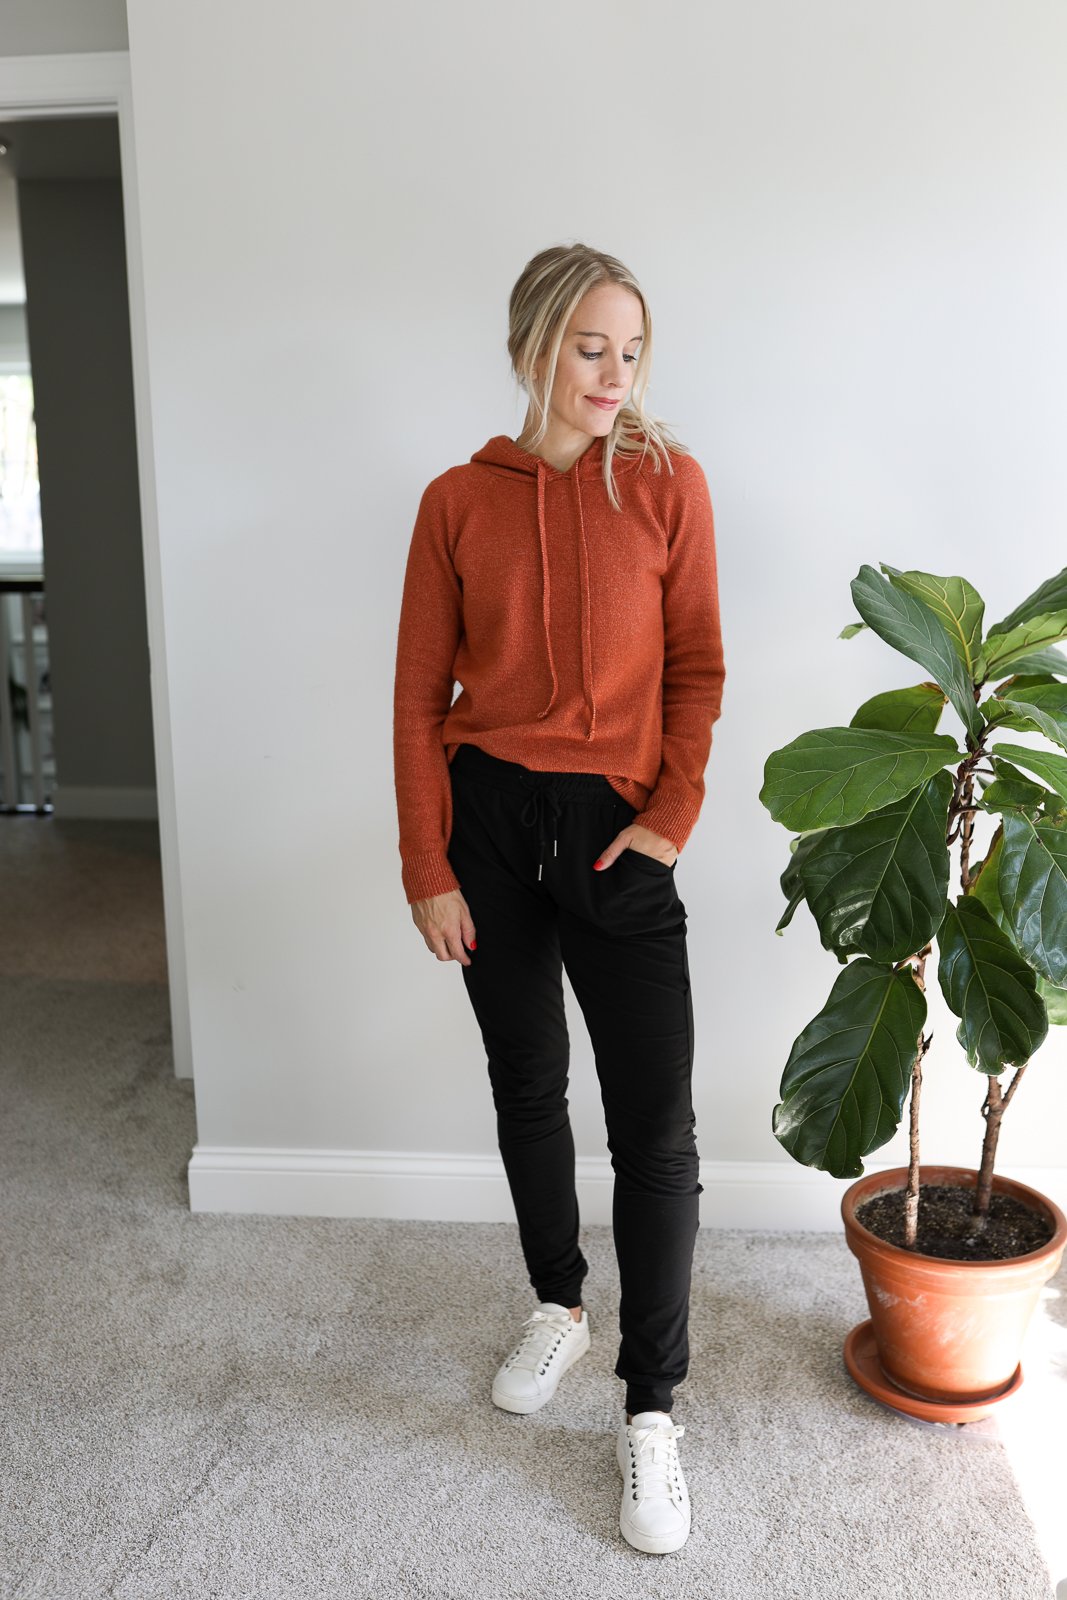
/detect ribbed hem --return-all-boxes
[631,793,701,855]
[402,849,461,905]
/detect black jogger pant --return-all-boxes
[445,741,703,1417]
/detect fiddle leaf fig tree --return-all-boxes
[760,562,1067,1248]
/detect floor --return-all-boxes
[2,813,1065,1599]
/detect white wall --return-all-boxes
[120,0,1067,1222]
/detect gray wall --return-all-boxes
[0,0,127,56]
[17,177,155,793]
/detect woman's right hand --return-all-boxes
[411,888,477,966]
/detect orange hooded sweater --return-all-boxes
[393,431,725,905]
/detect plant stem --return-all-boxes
[902,743,985,1248]
[904,1050,923,1249]
[974,1065,1027,1225]
[899,938,933,1250]
[903,1023,933,1249]
[973,1079,1003,1231]
[945,749,1017,1223]
[959,770,977,890]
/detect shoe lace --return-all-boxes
[627,1420,686,1504]
[504,1309,576,1376]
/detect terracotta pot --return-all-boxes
[841,1165,1067,1407]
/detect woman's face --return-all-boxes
[537,283,644,444]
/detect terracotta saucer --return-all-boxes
[843,1319,1024,1424]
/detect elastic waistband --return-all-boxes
[449,741,618,803]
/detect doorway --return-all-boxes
[0,52,190,1080]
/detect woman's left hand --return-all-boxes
[594,824,679,871]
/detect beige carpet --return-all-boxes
[1,816,1065,1599]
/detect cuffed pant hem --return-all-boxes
[624,1389,674,1416]
[532,1285,585,1308]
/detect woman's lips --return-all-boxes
[586,397,619,409]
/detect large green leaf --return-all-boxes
[775,831,825,935]
[1038,976,1067,1025]
[850,564,984,739]
[998,810,1067,986]
[980,683,1067,752]
[760,726,961,832]
[974,828,1067,1020]
[800,771,953,962]
[936,895,1049,1074]
[995,672,1064,690]
[991,742,1067,805]
[994,647,1067,679]
[972,830,1007,924]
[772,959,927,1177]
[976,757,1052,816]
[986,566,1067,637]
[850,682,947,735]
[881,565,985,673]
[978,611,1067,681]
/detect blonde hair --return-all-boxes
[507,242,691,509]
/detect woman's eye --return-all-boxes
[580,350,638,362]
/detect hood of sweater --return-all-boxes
[468,433,640,741]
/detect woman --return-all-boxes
[392,242,725,1555]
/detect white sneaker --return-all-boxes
[491,1302,590,1414]
[617,1410,691,1553]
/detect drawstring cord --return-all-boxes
[573,472,597,741]
[533,458,597,740]
[534,463,559,722]
[519,782,566,881]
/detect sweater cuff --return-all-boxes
[402,849,461,906]
[631,793,701,855]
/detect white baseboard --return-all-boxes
[52,784,158,820]
[187,1149,1067,1230]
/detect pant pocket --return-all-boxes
[619,846,676,876]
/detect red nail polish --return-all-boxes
[593,858,604,869]
[469,938,476,949]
